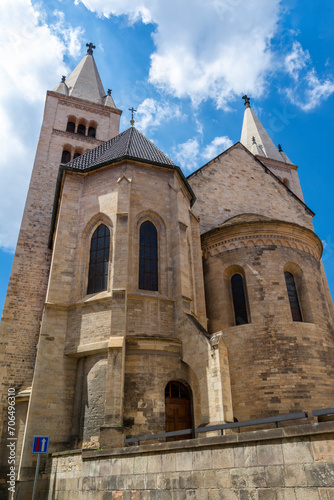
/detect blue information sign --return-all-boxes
[32,435,49,454]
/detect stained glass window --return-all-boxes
[139,221,158,291]
[231,273,249,325]
[87,224,110,294]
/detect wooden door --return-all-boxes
[165,381,192,441]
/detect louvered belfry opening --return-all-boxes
[87,224,110,294]
[165,381,192,441]
[139,221,158,291]
[285,271,302,321]
[231,273,249,325]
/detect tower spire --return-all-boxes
[240,97,293,164]
[53,44,116,108]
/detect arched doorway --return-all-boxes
[165,381,193,441]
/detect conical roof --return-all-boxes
[66,127,176,170]
[240,99,294,164]
[53,52,115,108]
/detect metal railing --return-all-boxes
[312,407,334,417]
[125,410,309,446]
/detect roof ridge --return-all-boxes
[125,127,134,155]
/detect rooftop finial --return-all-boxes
[107,89,112,96]
[86,42,96,55]
[129,107,137,127]
[252,136,256,144]
[242,95,251,108]
[61,75,66,83]
[278,144,283,152]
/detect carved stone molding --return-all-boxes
[52,128,104,145]
[58,98,111,116]
[202,219,323,261]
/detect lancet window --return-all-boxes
[284,271,302,321]
[139,221,158,291]
[231,273,249,325]
[87,224,110,294]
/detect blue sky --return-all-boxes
[1,0,334,315]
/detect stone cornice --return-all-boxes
[47,90,122,116]
[201,219,323,260]
[256,155,298,171]
[52,128,105,145]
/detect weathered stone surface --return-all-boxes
[282,438,313,465]
[212,447,235,469]
[304,463,334,487]
[230,467,266,488]
[265,465,284,487]
[257,442,284,466]
[258,489,277,500]
[276,490,297,500]
[284,464,307,487]
[216,469,232,488]
[295,487,319,500]
[234,445,258,468]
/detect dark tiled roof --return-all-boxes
[66,127,175,170]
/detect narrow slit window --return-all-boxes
[284,271,302,321]
[87,224,110,294]
[139,221,158,291]
[231,273,249,325]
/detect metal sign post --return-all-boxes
[31,436,49,500]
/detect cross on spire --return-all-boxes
[242,95,251,108]
[86,42,96,55]
[129,107,137,127]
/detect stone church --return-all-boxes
[0,45,333,498]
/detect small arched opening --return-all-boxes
[66,121,75,133]
[61,149,71,164]
[165,381,193,441]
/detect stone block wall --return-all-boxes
[15,421,334,499]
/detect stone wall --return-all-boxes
[188,144,314,235]
[13,421,334,499]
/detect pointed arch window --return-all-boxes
[231,273,249,325]
[284,271,302,321]
[139,221,158,291]
[87,224,110,294]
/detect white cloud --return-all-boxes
[283,41,334,111]
[77,0,281,108]
[173,138,201,173]
[298,71,334,111]
[284,41,310,81]
[286,68,334,112]
[202,136,233,160]
[135,98,183,133]
[0,0,84,251]
[173,134,232,172]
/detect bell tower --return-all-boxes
[0,44,122,478]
